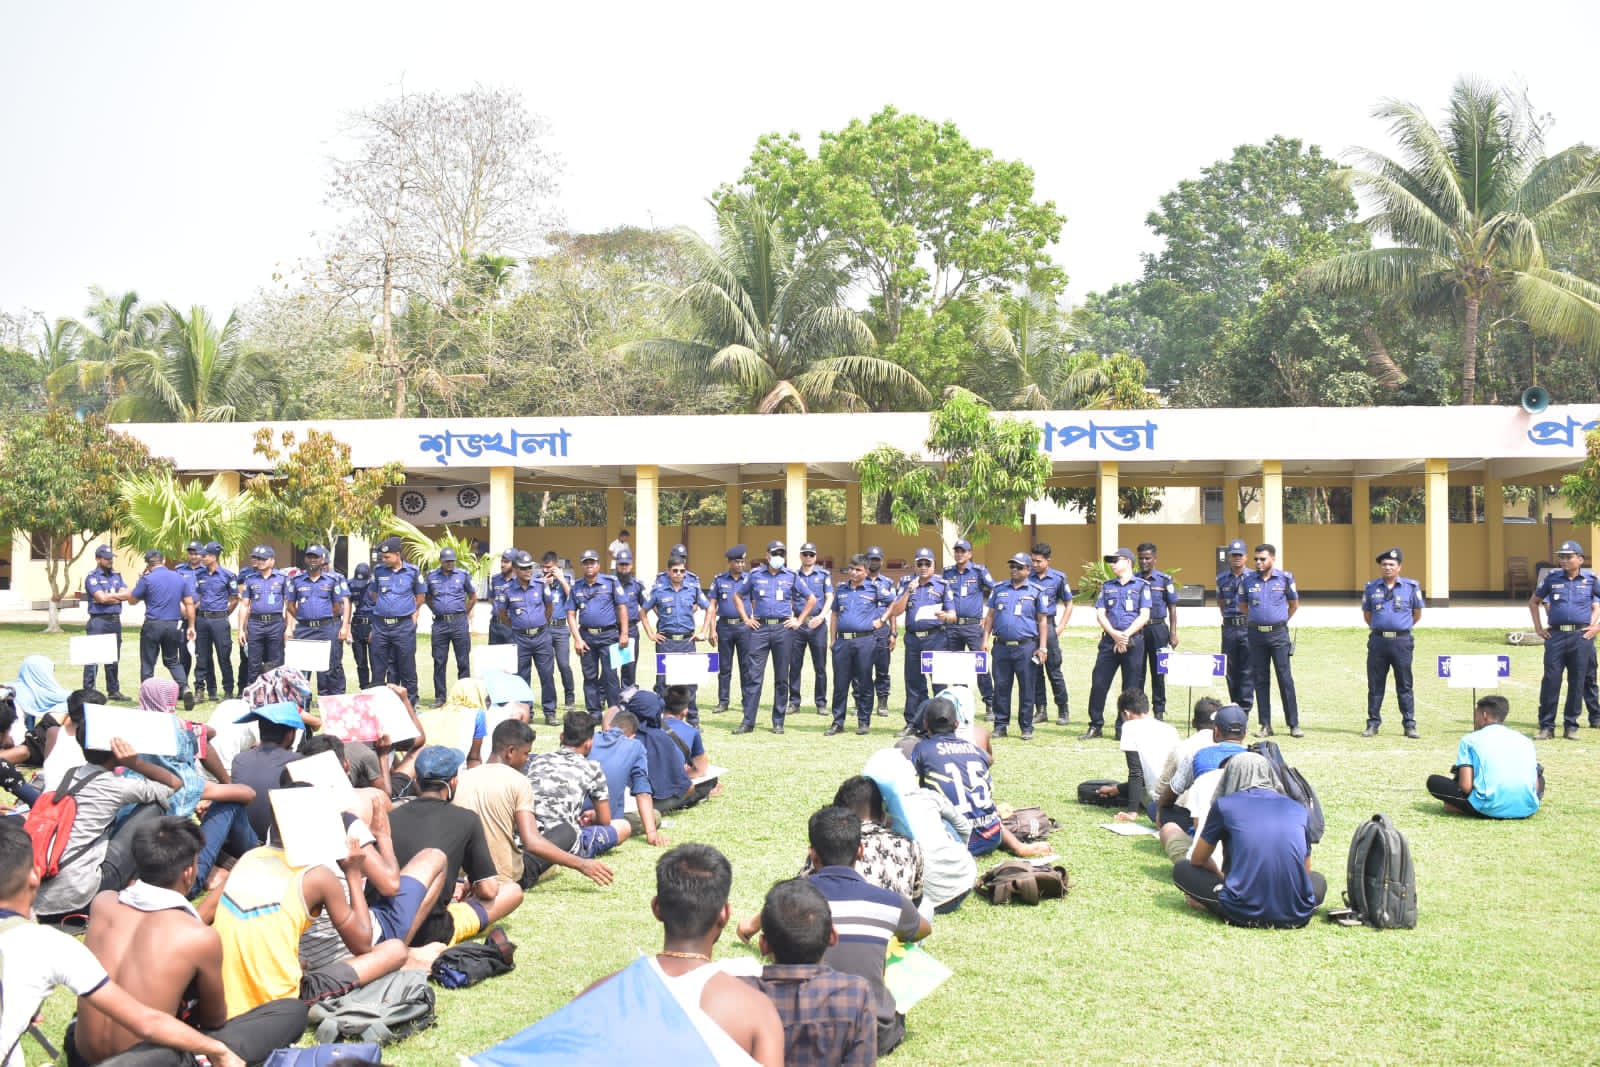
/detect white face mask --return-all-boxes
[769,555,785,569]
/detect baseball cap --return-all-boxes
[143,549,164,564]
[914,546,935,562]
[799,542,818,554]
[501,548,519,562]
[514,551,536,568]
[234,699,304,729]
[304,544,327,559]
[95,545,115,560]
[614,548,633,564]
[922,695,958,735]
[767,540,785,555]
[354,563,372,578]
[250,545,274,560]
[1104,546,1135,564]
[953,538,973,552]
[414,745,466,783]
[1376,547,1402,563]
[185,540,203,553]
[1227,539,1247,556]
[1558,540,1584,556]
[1008,552,1030,568]
[376,537,403,554]
[203,542,223,555]
[438,547,457,562]
[579,548,600,563]
[866,546,884,560]
[1214,703,1249,736]
[725,544,747,560]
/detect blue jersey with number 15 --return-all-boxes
[910,735,1001,843]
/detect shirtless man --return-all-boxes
[71,818,308,1066]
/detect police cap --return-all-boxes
[866,546,884,560]
[579,549,600,563]
[95,545,115,560]
[725,544,747,561]
[514,551,536,568]
[1008,552,1031,569]
[914,547,935,562]
[1376,547,1402,564]
[185,540,203,553]
[304,545,327,559]
[799,542,818,555]
[501,548,519,562]
[1227,539,1247,556]
[614,548,633,564]
[438,548,457,562]
[953,539,973,552]
[766,540,785,555]
[203,542,223,556]
[251,545,275,560]
[1558,540,1585,557]
[376,537,403,555]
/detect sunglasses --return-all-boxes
[916,560,933,566]
[1007,563,1027,570]
[1254,556,1270,562]
[670,567,686,574]
[800,551,816,557]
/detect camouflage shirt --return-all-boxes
[525,747,610,851]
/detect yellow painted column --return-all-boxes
[1097,462,1120,557]
[1352,477,1371,588]
[1262,461,1283,561]
[489,467,515,562]
[1485,476,1505,593]
[1424,458,1450,604]
[1223,476,1241,544]
[215,471,241,496]
[635,465,659,578]
[785,463,807,557]
[845,482,862,554]
[724,484,742,552]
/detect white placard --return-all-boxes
[928,652,981,686]
[913,604,942,623]
[70,633,119,666]
[476,643,519,675]
[83,706,179,756]
[692,764,726,786]
[286,749,358,809]
[1163,652,1224,688]
[662,653,713,685]
[285,639,332,672]
[269,788,350,868]
[1446,654,1503,689]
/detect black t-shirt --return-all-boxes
[388,796,497,922]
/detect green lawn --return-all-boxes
[7,623,1598,1066]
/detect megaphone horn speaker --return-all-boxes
[1521,386,1551,414]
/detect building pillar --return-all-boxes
[1425,458,1450,605]
[1222,476,1241,544]
[1262,461,1283,562]
[605,487,626,547]
[845,482,862,555]
[636,465,659,578]
[489,467,515,564]
[1097,462,1120,557]
[215,471,241,496]
[1352,476,1371,590]
[1485,476,1505,594]
[724,484,742,552]
[785,463,807,558]
[940,520,959,567]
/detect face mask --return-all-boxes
[769,555,784,569]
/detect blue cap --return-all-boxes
[726,544,746,560]
[95,545,115,560]
[767,540,785,555]
[1558,540,1585,556]
[800,542,818,554]
[438,548,457,562]
[614,548,633,564]
[866,546,883,559]
[514,551,536,568]
[1227,539,1247,556]
[186,540,203,553]
[954,539,973,552]
[376,537,403,554]
[143,549,165,563]
[1214,703,1248,735]
[501,548,518,562]
[235,699,304,729]
[354,563,372,578]
[580,548,600,563]
[914,546,935,562]
[414,745,466,782]
[304,545,327,559]
[1104,547,1135,564]
[251,545,275,560]
[203,542,223,555]
[1377,547,1402,563]
[1008,552,1031,568]
[671,543,687,556]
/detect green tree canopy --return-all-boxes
[1560,428,1600,527]
[247,428,405,550]
[115,305,278,421]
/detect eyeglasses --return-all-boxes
[669,567,686,574]
[1007,563,1027,570]
[800,552,816,557]
[1254,556,1270,562]
[915,560,933,567]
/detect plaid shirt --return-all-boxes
[742,964,877,1067]
[800,821,924,903]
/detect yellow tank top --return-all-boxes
[215,846,312,1017]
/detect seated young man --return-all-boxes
[1158,702,1250,818]
[1427,694,1544,819]
[1151,697,1222,829]
[910,700,1048,858]
[1079,689,1180,822]
[388,745,524,946]
[741,878,877,1067]
[799,776,923,905]
[228,703,305,845]
[525,712,635,858]
[622,689,698,812]
[71,817,308,1067]
[460,719,615,889]
[588,709,667,845]
[663,685,718,803]
[0,821,247,1067]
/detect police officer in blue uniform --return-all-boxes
[1083,547,1152,740]
[1028,542,1074,727]
[826,554,891,736]
[788,542,832,715]
[347,561,375,689]
[569,548,631,715]
[288,545,350,697]
[1136,542,1181,720]
[655,543,701,591]
[1242,543,1301,738]
[367,536,426,705]
[982,553,1050,739]
[82,544,130,700]
[1529,539,1600,740]
[174,540,204,682]
[1215,539,1255,713]
[1362,547,1423,739]
[733,541,814,736]
[943,538,995,716]
[192,541,239,701]
[612,548,647,689]
[127,548,196,705]
[541,551,578,710]
[891,547,955,732]
[497,550,559,725]
[865,547,895,715]
[643,552,710,720]
[426,548,476,706]
[237,545,290,688]
[486,549,517,648]
[708,546,750,714]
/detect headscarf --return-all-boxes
[138,678,180,713]
[1217,752,1282,797]
[10,655,70,725]
[443,678,489,713]
[242,667,312,713]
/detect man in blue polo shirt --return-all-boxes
[569,548,630,716]
[891,547,955,734]
[826,554,891,737]
[1528,540,1600,741]
[788,542,832,716]
[497,551,559,725]
[1137,542,1180,721]
[83,544,130,700]
[733,541,813,736]
[425,548,476,707]
[981,553,1050,739]
[707,546,750,715]
[288,545,349,697]
[1083,547,1152,740]
[236,545,290,688]
[1242,543,1301,738]
[1363,547,1424,738]
[1426,694,1543,818]
[943,538,995,717]
[192,542,239,702]
[127,549,196,705]
[367,537,426,705]
[864,548,896,716]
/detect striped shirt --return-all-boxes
[807,866,922,1032]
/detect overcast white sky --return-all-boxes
[4,1,1598,328]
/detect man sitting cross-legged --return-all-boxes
[523,712,632,872]
[69,817,308,1066]
[1426,694,1544,819]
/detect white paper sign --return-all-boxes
[928,652,982,686]
[70,633,119,666]
[285,639,332,672]
[476,643,519,676]
[83,706,179,757]
[662,653,713,684]
[286,750,358,809]
[320,687,420,744]
[1446,654,1503,688]
[1163,653,1224,688]
[269,788,350,868]
[913,604,943,623]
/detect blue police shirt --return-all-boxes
[833,580,888,633]
[1534,569,1600,626]
[1364,577,1424,631]
[942,562,995,620]
[347,576,373,618]
[369,562,425,618]
[84,568,127,616]
[644,579,708,635]
[1243,569,1298,625]
[193,566,237,613]
[1141,568,1179,621]
[546,574,573,622]
[709,570,747,621]
[1216,568,1250,619]
[613,573,646,625]
[497,576,554,629]
[425,567,475,615]
[899,574,954,633]
[132,567,193,622]
[571,573,625,628]
[1097,576,1153,631]
[1029,566,1074,618]
[793,567,831,618]
[987,581,1047,641]
[290,570,348,621]
[740,565,802,620]
[239,569,290,616]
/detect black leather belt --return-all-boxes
[954,616,981,625]
[1376,630,1406,638]
[298,617,333,623]
[658,631,693,638]
[1554,623,1584,632]
[435,612,465,621]
[757,616,788,624]
[250,612,284,619]
[1223,617,1247,627]
[838,631,873,639]
[378,616,408,624]
[996,638,1032,646]
[583,625,617,635]
[144,618,183,625]
[516,626,546,636]
[909,626,944,634]
[1254,623,1286,632]
[199,610,230,618]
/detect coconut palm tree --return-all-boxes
[115,304,277,421]
[1311,78,1600,404]
[629,192,930,412]
[50,288,162,408]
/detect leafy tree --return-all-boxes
[115,305,277,421]
[0,412,165,631]
[854,389,1050,546]
[629,193,929,413]
[1312,78,1600,405]
[1560,428,1600,526]
[53,288,162,410]
[970,286,1155,411]
[118,471,261,560]
[0,344,46,416]
[735,107,1066,342]
[247,428,405,551]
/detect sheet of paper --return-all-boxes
[691,764,726,786]
[1446,654,1502,688]
[1163,652,1224,687]
[285,639,332,673]
[69,633,119,666]
[1099,822,1159,836]
[662,653,712,684]
[608,643,635,670]
[884,941,952,1013]
[83,706,180,756]
[269,788,350,868]
[285,749,358,809]
[475,643,519,676]
[320,687,418,743]
[914,604,942,623]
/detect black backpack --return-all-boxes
[1247,740,1325,843]
[430,928,517,989]
[1343,814,1417,929]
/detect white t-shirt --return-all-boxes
[41,730,87,792]
[0,920,109,1067]
[608,538,629,560]
[1120,716,1180,806]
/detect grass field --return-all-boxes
[7,622,1599,1066]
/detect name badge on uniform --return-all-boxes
[1013,601,1023,616]
[662,605,674,615]
[1124,598,1133,612]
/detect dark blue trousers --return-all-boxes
[139,619,189,688]
[902,628,947,726]
[1221,621,1254,710]
[83,615,123,694]
[244,614,285,688]
[1247,625,1298,729]
[654,635,701,716]
[788,622,829,710]
[194,614,235,696]
[293,619,346,696]
[873,627,892,706]
[350,616,373,689]
[1087,632,1146,730]
[512,627,557,716]
[945,622,994,708]
[368,616,418,704]
[830,634,876,728]
[619,617,640,688]
[550,626,576,705]
[1141,619,1171,715]
[715,618,747,708]
[1365,631,1414,728]
[741,623,791,728]
[1539,628,1596,730]
[431,614,471,700]
[578,626,622,713]
[991,639,1037,730]
[1032,626,1069,715]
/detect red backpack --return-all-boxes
[23,766,105,879]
